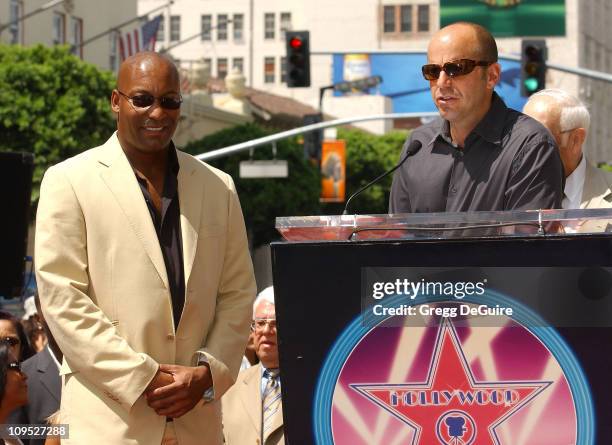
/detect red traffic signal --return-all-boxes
[285,31,311,88]
[289,37,303,50]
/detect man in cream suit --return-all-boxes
[35,52,256,444]
[523,89,612,209]
[222,286,284,445]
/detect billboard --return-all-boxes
[440,0,566,37]
[333,54,529,114]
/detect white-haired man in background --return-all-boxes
[523,88,612,209]
[222,286,284,445]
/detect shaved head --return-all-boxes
[430,22,498,63]
[117,51,179,92]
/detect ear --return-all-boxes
[487,63,501,89]
[569,127,587,154]
[110,89,120,114]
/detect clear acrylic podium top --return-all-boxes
[276,208,612,242]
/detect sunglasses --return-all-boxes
[8,362,21,372]
[117,90,182,110]
[422,59,494,81]
[0,337,20,347]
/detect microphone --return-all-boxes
[342,140,422,215]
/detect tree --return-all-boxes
[0,44,116,203]
[183,123,321,247]
[322,128,408,215]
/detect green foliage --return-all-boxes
[322,127,408,215]
[0,44,116,203]
[183,123,321,247]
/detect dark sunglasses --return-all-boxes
[0,337,20,347]
[117,90,182,110]
[422,59,494,81]
[8,362,21,372]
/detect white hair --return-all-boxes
[527,88,590,133]
[253,286,275,317]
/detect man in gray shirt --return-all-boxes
[389,22,563,213]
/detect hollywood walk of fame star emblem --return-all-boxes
[351,319,551,444]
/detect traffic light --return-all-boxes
[521,40,547,97]
[285,31,311,87]
[303,113,322,162]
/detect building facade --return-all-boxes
[139,0,611,162]
[1,0,138,71]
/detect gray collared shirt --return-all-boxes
[389,93,564,213]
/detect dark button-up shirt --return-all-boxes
[389,92,564,213]
[135,146,185,329]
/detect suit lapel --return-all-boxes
[177,152,203,288]
[38,348,61,403]
[98,133,169,289]
[239,364,263,433]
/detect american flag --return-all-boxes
[118,15,163,62]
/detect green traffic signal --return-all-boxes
[524,78,540,92]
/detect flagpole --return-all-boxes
[71,0,173,52]
[0,0,66,34]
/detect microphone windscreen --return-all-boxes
[405,140,423,156]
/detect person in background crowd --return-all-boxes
[389,22,563,214]
[0,343,28,445]
[8,295,62,445]
[523,89,612,209]
[0,312,33,363]
[21,297,46,354]
[222,286,284,445]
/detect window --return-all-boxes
[233,14,243,41]
[53,12,65,45]
[170,15,180,42]
[280,56,287,83]
[280,12,291,39]
[418,5,430,32]
[264,13,275,39]
[9,0,22,44]
[217,14,228,40]
[202,58,212,77]
[157,15,165,42]
[109,30,119,72]
[382,4,431,36]
[218,58,228,79]
[264,57,275,83]
[383,6,395,33]
[400,5,412,32]
[232,57,244,73]
[201,15,211,41]
[70,17,83,58]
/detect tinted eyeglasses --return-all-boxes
[0,337,20,347]
[8,362,21,372]
[117,90,182,110]
[421,59,494,81]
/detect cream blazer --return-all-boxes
[581,160,612,209]
[35,133,256,445]
[222,363,285,445]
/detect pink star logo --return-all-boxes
[351,320,551,444]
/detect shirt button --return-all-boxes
[167,334,175,340]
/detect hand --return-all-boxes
[143,367,174,395]
[145,364,212,418]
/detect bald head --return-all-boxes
[117,51,179,91]
[429,22,498,63]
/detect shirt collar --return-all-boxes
[47,344,61,370]
[564,155,586,204]
[433,91,507,147]
[133,142,180,185]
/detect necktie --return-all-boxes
[262,368,282,442]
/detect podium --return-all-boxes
[270,209,612,445]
